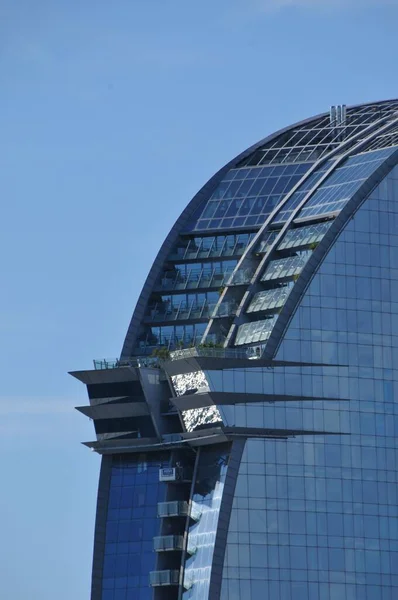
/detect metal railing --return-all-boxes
[211,300,238,319]
[168,236,252,262]
[93,343,264,370]
[93,356,160,370]
[168,346,256,361]
[146,299,219,323]
[157,500,189,518]
[149,570,180,587]
[157,266,234,292]
[153,535,184,552]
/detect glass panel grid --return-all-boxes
[256,231,279,254]
[277,221,332,250]
[228,267,255,286]
[274,161,333,223]
[298,147,397,220]
[221,164,398,600]
[235,316,278,345]
[238,100,398,168]
[169,233,255,262]
[191,163,311,232]
[158,264,236,292]
[261,254,310,282]
[183,447,230,599]
[102,454,168,600]
[247,285,292,313]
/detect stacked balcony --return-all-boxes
[157,500,189,518]
[227,267,255,287]
[154,535,184,552]
[255,230,279,255]
[144,299,218,325]
[277,221,331,251]
[168,234,254,263]
[149,570,180,587]
[150,466,199,593]
[233,218,334,348]
[156,267,234,293]
[247,285,293,314]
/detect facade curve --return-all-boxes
[72,100,398,600]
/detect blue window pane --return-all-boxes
[190,163,311,231]
[102,454,168,598]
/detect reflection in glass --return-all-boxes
[183,446,231,598]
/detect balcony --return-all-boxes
[169,346,252,361]
[168,234,254,263]
[157,501,189,518]
[247,284,292,314]
[277,221,330,251]
[149,570,180,587]
[145,300,218,324]
[211,300,238,319]
[255,230,278,254]
[154,535,184,552]
[93,356,160,370]
[235,316,278,346]
[156,267,234,292]
[227,267,254,286]
[261,254,309,282]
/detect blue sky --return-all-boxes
[0,1,397,597]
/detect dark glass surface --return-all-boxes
[220,165,398,599]
[190,163,311,232]
[273,161,332,223]
[297,147,397,221]
[275,148,396,223]
[183,445,231,599]
[101,454,168,600]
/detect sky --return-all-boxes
[0,1,397,598]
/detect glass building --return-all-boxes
[72,100,398,600]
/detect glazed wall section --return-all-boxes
[101,454,167,600]
[183,445,230,599]
[219,167,398,600]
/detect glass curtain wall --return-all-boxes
[220,166,398,600]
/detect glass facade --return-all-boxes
[102,454,167,600]
[191,163,311,232]
[74,101,398,600]
[219,167,398,599]
[183,446,230,598]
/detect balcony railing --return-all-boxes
[211,300,238,319]
[153,535,184,552]
[169,346,253,361]
[157,501,189,518]
[261,254,309,282]
[255,230,279,254]
[149,570,180,587]
[168,236,252,262]
[93,356,160,370]
[247,284,292,314]
[227,267,254,286]
[94,344,264,370]
[157,267,234,292]
[145,300,218,323]
[137,333,218,353]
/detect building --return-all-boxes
[71,100,398,600]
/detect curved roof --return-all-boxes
[121,99,398,359]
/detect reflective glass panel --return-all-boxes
[261,253,310,281]
[101,454,168,600]
[235,316,278,345]
[247,284,293,313]
[191,163,311,232]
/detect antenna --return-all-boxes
[330,104,347,127]
[330,105,337,126]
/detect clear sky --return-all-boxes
[0,1,397,598]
